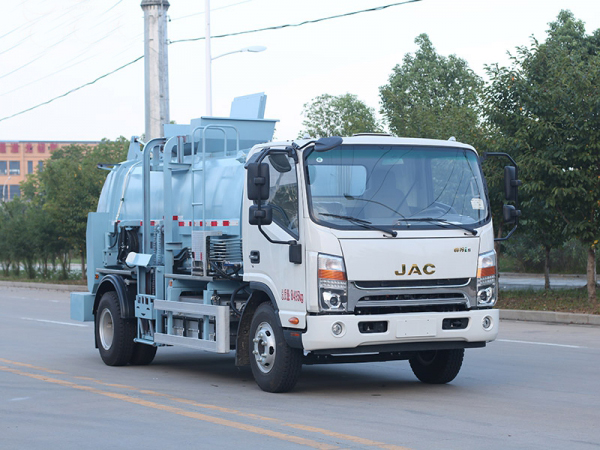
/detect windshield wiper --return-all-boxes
[399,217,477,236]
[320,213,397,237]
[343,194,407,220]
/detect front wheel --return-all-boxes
[95,291,135,366]
[249,302,303,393]
[409,349,464,384]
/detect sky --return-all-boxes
[1,0,599,142]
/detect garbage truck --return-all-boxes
[71,109,520,393]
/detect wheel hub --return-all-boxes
[252,321,276,373]
[99,308,114,350]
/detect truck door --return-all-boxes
[244,153,307,325]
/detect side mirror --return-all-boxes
[504,166,521,201]
[268,154,291,173]
[503,204,521,224]
[249,204,273,226]
[246,162,270,201]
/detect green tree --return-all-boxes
[0,205,13,275]
[379,34,484,143]
[299,93,381,138]
[485,11,600,303]
[0,198,37,278]
[21,137,129,279]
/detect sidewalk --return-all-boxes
[500,309,600,326]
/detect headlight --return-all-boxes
[318,254,348,312]
[477,250,497,307]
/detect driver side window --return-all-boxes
[267,156,299,237]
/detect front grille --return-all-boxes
[355,303,468,315]
[354,278,470,289]
[348,278,476,313]
[359,292,466,303]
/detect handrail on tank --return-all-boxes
[190,124,240,159]
[189,124,240,237]
[202,124,240,157]
[142,137,166,256]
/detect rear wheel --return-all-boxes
[409,349,464,384]
[95,291,135,366]
[129,343,157,365]
[249,302,303,393]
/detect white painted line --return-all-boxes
[20,317,89,328]
[498,339,586,349]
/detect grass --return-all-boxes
[497,288,600,315]
[0,270,87,285]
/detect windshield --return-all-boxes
[305,144,488,230]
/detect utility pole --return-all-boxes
[205,0,212,116]
[141,0,170,140]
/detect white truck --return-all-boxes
[71,112,520,392]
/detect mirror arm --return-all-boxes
[483,152,522,242]
[257,223,296,246]
[495,224,518,242]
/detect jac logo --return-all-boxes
[395,264,436,276]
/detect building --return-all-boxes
[0,140,100,201]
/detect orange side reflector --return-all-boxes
[477,266,496,278]
[318,269,347,280]
[288,317,299,325]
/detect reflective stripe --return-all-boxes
[175,219,239,227]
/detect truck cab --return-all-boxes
[242,135,508,390]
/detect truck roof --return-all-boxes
[258,135,477,155]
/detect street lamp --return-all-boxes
[211,46,267,61]
[204,2,266,116]
[205,45,267,116]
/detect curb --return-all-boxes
[499,309,600,326]
[0,280,87,292]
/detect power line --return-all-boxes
[170,0,254,22]
[170,0,422,44]
[0,25,135,97]
[0,56,143,123]
[0,0,422,123]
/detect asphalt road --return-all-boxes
[2,286,600,449]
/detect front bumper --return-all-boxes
[301,309,498,352]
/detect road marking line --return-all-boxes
[80,377,407,449]
[497,339,586,349]
[20,317,89,327]
[2,359,409,449]
[0,358,66,374]
[0,365,337,450]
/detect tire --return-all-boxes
[409,349,464,384]
[95,291,135,366]
[130,343,157,365]
[249,302,303,393]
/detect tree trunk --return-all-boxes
[544,245,551,290]
[80,249,86,280]
[587,246,597,305]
